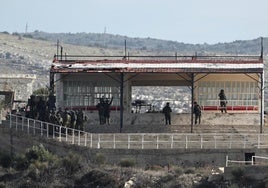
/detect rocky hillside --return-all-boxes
[0,32,267,101]
[20,31,268,55]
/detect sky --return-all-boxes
[1,0,267,44]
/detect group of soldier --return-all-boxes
[25,95,87,131]
[49,107,87,131]
[96,97,113,125]
[162,89,228,125]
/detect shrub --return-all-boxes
[61,153,82,175]
[14,154,29,170]
[15,144,56,171]
[231,167,244,181]
[25,144,55,163]
[184,168,195,174]
[0,153,12,168]
[174,166,183,175]
[95,153,106,165]
[119,158,135,167]
[147,165,164,171]
[28,161,49,181]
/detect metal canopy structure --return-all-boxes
[50,52,264,133]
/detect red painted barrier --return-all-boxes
[201,106,258,111]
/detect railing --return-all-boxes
[252,155,268,165]
[202,99,258,107]
[54,54,261,62]
[226,155,268,167]
[6,114,268,150]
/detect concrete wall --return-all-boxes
[0,74,36,107]
[1,123,267,168]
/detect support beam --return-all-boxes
[191,73,194,133]
[120,73,124,133]
[260,72,264,133]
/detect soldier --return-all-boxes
[104,97,113,125]
[76,109,85,131]
[162,102,172,125]
[96,98,105,125]
[218,89,227,113]
[70,110,76,129]
[193,101,202,125]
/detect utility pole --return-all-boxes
[103,26,106,47]
[25,23,28,33]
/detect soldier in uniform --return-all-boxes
[218,89,227,113]
[162,102,172,125]
[193,101,202,125]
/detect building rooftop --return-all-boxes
[51,55,263,73]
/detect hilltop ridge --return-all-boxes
[0,31,267,92]
[20,31,267,55]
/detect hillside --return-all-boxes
[0,31,267,100]
[21,31,268,55]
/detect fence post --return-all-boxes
[185,135,188,149]
[257,134,260,149]
[171,134,174,149]
[156,134,159,149]
[15,116,18,131]
[9,113,12,128]
[22,116,24,131]
[78,131,81,145]
[226,155,229,167]
[98,134,100,149]
[72,129,75,144]
[27,118,30,135]
[128,134,130,149]
[33,120,35,135]
[84,133,87,147]
[251,156,254,165]
[53,125,55,139]
[65,128,68,142]
[113,134,116,149]
[201,135,203,149]
[41,122,43,136]
[59,127,62,142]
[142,134,144,149]
[90,133,93,148]
[46,123,49,138]
[214,135,217,149]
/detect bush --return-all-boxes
[184,168,195,174]
[174,166,183,175]
[95,153,106,165]
[61,153,82,175]
[14,154,29,170]
[25,144,55,163]
[231,167,244,181]
[15,144,56,171]
[119,158,135,168]
[28,161,49,181]
[0,153,12,168]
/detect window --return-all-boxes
[63,81,120,107]
[197,80,258,108]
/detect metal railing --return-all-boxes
[6,114,268,150]
[226,155,268,167]
[54,54,261,62]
